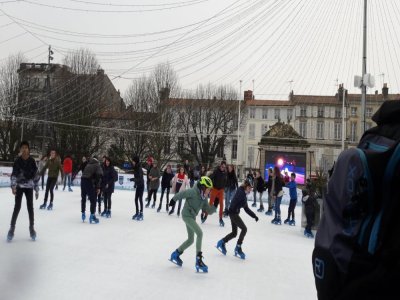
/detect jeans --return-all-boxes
[44,177,57,203]
[81,178,97,214]
[274,195,283,217]
[224,188,236,211]
[63,173,72,190]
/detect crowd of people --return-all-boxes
[6,142,318,271]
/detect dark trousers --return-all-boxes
[305,210,314,231]
[81,178,97,214]
[159,187,170,207]
[44,177,57,203]
[104,191,112,211]
[287,199,297,220]
[223,214,247,245]
[11,188,34,227]
[97,192,102,211]
[135,185,144,214]
[147,189,157,205]
[41,174,45,190]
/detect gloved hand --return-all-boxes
[129,177,136,182]
[169,199,176,207]
[35,192,39,200]
[255,216,259,222]
[213,198,219,208]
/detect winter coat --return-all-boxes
[209,167,227,190]
[40,157,63,179]
[11,156,39,191]
[172,173,189,193]
[273,176,284,197]
[172,185,216,219]
[131,163,144,187]
[63,157,73,174]
[228,186,257,219]
[266,175,273,194]
[102,165,117,193]
[286,180,298,200]
[302,194,317,215]
[226,171,238,190]
[161,170,174,189]
[148,167,160,190]
[81,158,103,188]
[255,176,265,193]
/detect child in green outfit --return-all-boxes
[169,176,218,273]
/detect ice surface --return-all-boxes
[0,187,317,300]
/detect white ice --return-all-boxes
[0,187,317,300]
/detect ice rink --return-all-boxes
[0,187,317,300]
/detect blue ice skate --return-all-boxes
[29,226,36,241]
[136,212,144,221]
[234,244,246,260]
[304,229,314,238]
[284,219,290,224]
[106,210,111,218]
[47,203,53,210]
[289,220,296,226]
[82,212,86,222]
[6,226,15,242]
[100,210,107,217]
[132,213,139,220]
[169,249,183,267]
[195,252,208,273]
[89,214,99,224]
[216,239,227,255]
[39,203,46,209]
[265,209,273,216]
[219,219,225,227]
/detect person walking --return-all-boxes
[39,149,63,210]
[216,180,258,259]
[7,141,40,242]
[169,176,218,273]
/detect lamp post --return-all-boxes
[236,80,242,177]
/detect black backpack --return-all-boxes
[312,129,400,299]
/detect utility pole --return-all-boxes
[341,85,346,151]
[41,45,53,155]
[236,80,242,178]
[361,0,367,134]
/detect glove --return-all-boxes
[35,192,39,200]
[255,216,259,222]
[213,198,219,208]
[169,199,176,207]
[129,178,135,182]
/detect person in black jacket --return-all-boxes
[129,156,145,221]
[265,168,274,215]
[254,170,266,212]
[158,164,174,212]
[216,180,258,259]
[271,166,285,225]
[7,141,40,241]
[223,164,238,217]
[100,157,117,218]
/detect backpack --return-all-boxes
[312,131,400,300]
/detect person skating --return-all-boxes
[146,160,160,209]
[100,157,118,218]
[80,156,103,223]
[201,161,227,226]
[302,189,317,238]
[158,164,174,212]
[223,164,238,217]
[38,155,47,191]
[169,176,218,273]
[7,141,40,242]
[216,180,258,259]
[284,173,298,226]
[254,171,266,212]
[169,166,189,216]
[39,149,63,210]
[265,168,274,215]
[271,166,285,225]
[62,154,73,192]
[129,156,145,221]
[97,156,106,214]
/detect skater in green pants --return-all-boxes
[169,176,219,272]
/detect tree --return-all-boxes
[0,53,26,161]
[62,48,99,75]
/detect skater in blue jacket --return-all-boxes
[284,173,298,226]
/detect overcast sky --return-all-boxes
[1,0,400,99]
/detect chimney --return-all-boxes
[97,69,104,76]
[375,90,378,95]
[244,90,253,102]
[382,83,389,99]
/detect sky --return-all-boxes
[0,186,317,300]
[1,0,400,100]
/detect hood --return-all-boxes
[88,158,99,165]
[372,100,400,125]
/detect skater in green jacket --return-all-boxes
[169,176,219,273]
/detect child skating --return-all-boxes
[216,180,258,259]
[169,176,218,273]
[284,173,298,226]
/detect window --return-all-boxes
[334,122,342,140]
[164,138,170,154]
[317,107,324,118]
[261,124,268,136]
[274,108,280,120]
[262,108,268,119]
[231,140,237,159]
[366,107,373,118]
[249,124,255,139]
[217,141,224,158]
[191,137,198,153]
[247,147,254,167]
[300,106,307,117]
[335,108,342,118]
[350,122,357,142]
[351,107,357,117]
[249,107,256,119]
[287,109,293,121]
[299,121,307,137]
[178,137,184,154]
[317,121,324,139]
